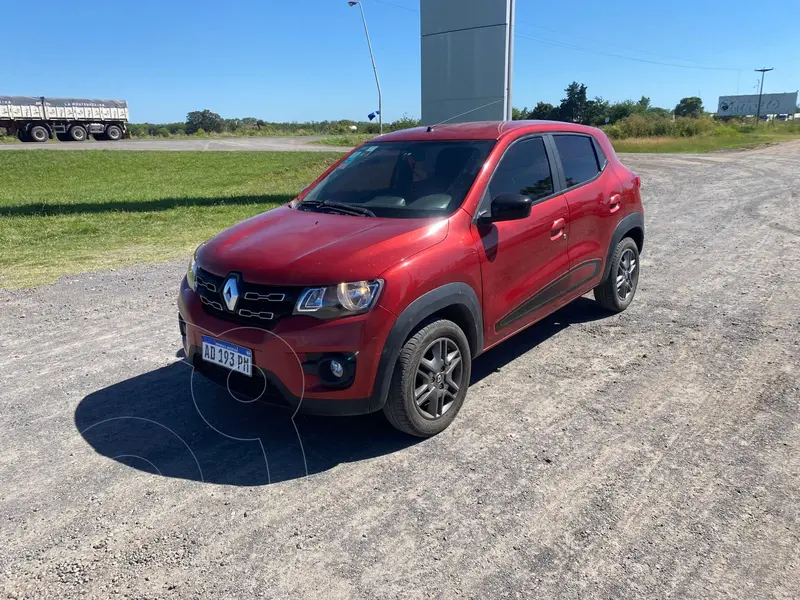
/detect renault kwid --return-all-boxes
[177,120,644,437]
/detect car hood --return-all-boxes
[197,205,449,285]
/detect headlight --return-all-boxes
[186,247,201,291]
[294,280,383,319]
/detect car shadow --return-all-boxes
[75,296,609,486]
[0,194,294,217]
[470,296,608,384]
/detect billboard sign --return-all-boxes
[420,0,515,125]
[717,92,797,116]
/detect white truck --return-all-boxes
[0,96,129,142]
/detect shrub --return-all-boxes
[603,124,623,140]
[605,114,722,139]
[388,114,421,131]
[712,125,741,137]
[616,114,651,138]
[167,122,187,135]
[673,117,714,137]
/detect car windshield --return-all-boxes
[298,140,495,218]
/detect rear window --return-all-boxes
[553,135,601,188]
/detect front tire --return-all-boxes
[594,237,640,312]
[383,319,471,437]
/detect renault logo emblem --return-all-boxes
[222,275,240,312]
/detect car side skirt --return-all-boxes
[496,259,602,332]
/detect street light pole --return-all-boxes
[348,1,382,134]
[754,67,774,126]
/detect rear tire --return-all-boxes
[29,125,49,143]
[105,125,122,141]
[594,237,640,313]
[69,125,87,142]
[383,319,471,437]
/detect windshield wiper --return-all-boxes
[299,199,376,218]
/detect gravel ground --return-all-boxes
[1,143,798,599]
[0,136,349,152]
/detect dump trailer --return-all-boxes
[0,96,128,142]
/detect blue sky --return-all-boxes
[2,0,797,123]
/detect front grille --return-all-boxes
[195,268,303,328]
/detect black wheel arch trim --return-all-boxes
[603,212,645,281]
[368,282,483,413]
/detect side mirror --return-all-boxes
[477,193,532,225]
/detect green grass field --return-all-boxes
[3,131,799,288]
[612,130,800,153]
[313,134,376,147]
[0,151,339,288]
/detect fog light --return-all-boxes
[329,359,344,379]
[307,354,356,388]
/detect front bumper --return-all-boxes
[178,278,396,416]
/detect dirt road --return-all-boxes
[1,143,798,599]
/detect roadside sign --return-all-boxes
[717,92,797,116]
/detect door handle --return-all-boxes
[550,218,566,241]
[609,193,621,214]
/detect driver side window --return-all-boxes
[488,137,554,202]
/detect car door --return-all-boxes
[472,135,571,348]
[550,133,623,291]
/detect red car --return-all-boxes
[178,121,644,437]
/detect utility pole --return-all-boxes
[348,1,382,134]
[754,67,774,126]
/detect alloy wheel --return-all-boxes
[615,248,638,302]
[414,337,462,419]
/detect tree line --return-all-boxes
[512,81,704,125]
[127,110,419,138]
[123,81,792,143]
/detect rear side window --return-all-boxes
[553,135,601,188]
[593,139,608,168]
[489,137,553,202]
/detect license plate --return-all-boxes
[201,335,253,377]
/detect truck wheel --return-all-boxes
[594,237,640,313]
[383,319,471,437]
[105,125,122,141]
[69,125,87,142]
[29,125,49,143]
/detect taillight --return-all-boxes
[633,174,641,188]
